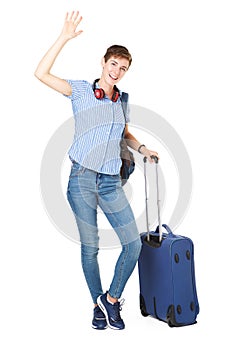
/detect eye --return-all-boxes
[121,67,127,72]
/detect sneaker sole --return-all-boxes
[91,324,108,330]
[97,296,124,330]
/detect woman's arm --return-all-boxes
[124,124,159,163]
[34,11,83,96]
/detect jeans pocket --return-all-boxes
[110,174,121,180]
[69,162,86,177]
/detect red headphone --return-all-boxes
[93,79,120,102]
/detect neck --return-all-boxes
[98,78,114,97]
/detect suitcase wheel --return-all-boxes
[167,305,178,327]
[140,294,149,317]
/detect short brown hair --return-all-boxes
[104,45,132,67]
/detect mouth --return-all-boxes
[109,74,118,81]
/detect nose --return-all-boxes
[112,66,120,76]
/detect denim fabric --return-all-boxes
[67,161,142,303]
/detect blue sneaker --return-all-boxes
[92,305,108,330]
[97,292,125,330]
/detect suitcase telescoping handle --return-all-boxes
[143,155,162,242]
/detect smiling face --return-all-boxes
[101,56,130,86]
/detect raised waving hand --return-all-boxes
[60,11,83,40]
[34,10,83,96]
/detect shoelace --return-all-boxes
[112,298,125,321]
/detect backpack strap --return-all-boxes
[121,92,129,124]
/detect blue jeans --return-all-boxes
[67,161,142,304]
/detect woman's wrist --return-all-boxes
[138,144,146,154]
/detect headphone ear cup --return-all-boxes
[94,88,105,99]
[112,90,119,102]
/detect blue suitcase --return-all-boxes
[138,157,199,327]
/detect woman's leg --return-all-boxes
[98,174,142,300]
[67,163,103,304]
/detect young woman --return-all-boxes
[35,10,159,330]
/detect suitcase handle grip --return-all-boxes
[155,224,176,237]
[143,155,159,163]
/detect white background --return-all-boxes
[1,0,232,348]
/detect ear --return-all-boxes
[101,57,105,68]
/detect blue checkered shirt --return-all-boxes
[64,80,130,174]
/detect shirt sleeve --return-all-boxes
[63,80,89,100]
